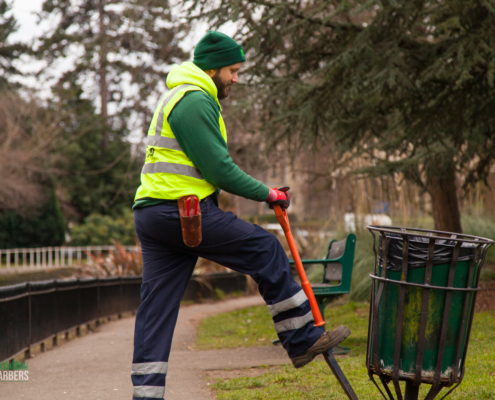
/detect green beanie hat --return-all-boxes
[193,31,246,70]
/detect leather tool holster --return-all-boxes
[178,195,202,247]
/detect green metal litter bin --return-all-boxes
[366,226,493,400]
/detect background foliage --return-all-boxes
[187,0,495,233]
[50,80,142,221]
[0,187,66,249]
[0,0,494,249]
[69,209,136,246]
[0,0,187,248]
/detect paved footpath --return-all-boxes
[0,294,291,400]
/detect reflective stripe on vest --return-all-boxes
[146,136,181,151]
[134,84,227,202]
[154,84,197,140]
[141,162,204,180]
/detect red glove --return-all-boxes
[266,186,291,211]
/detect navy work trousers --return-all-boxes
[131,197,322,399]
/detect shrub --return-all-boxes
[76,241,142,277]
[69,209,136,246]
[0,187,65,249]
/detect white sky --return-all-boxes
[9,0,237,60]
[10,0,43,42]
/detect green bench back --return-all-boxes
[287,233,357,330]
[310,233,356,296]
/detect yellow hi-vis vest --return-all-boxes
[134,84,227,202]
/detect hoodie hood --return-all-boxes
[166,62,221,109]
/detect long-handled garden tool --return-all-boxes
[273,204,358,400]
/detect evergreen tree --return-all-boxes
[0,0,25,88]
[0,186,66,249]
[49,78,141,221]
[36,0,189,145]
[188,0,495,233]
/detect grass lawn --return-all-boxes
[196,301,495,399]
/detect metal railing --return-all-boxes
[0,246,135,273]
[0,276,142,362]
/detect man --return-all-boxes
[131,31,350,400]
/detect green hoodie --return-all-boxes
[133,62,269,209]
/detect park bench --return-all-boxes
[288,233,356,353]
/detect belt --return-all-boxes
[161,196,210,205]
[161,199,179,205]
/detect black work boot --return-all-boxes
[290,325,351,369]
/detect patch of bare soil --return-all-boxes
[204,365,284,381]
[475,281,495,313]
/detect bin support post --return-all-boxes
[405,382,419,400]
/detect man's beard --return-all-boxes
[211,72,230,100]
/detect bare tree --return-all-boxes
[0,91,64,215]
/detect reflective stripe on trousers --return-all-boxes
[274,311,314,333]
[268,289,315,333]
[131,362,168,375]
[267,289,308,317]
[133,385,165,399]
[131,362,168,399]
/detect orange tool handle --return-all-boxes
[273,204,325,328]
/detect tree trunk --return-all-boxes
[427,165,463,233]
[98,0,109,148]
